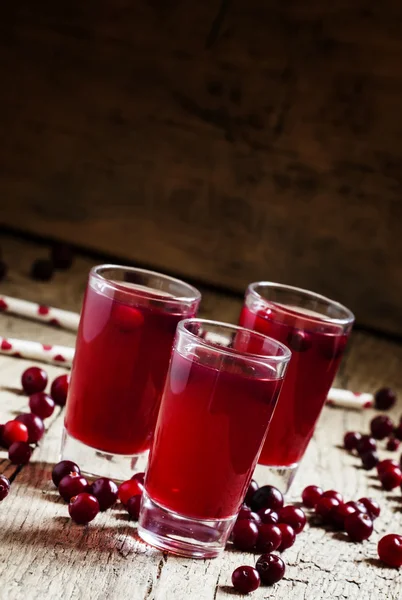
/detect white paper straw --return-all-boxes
[0,336,74,367]
[326,388,374,409]
[0,295,79,332]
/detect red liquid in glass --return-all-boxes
[65,283,195,455]
[239,305,349,466]
[146,349,283,520]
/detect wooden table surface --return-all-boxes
[1,234,402,600]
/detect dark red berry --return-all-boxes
[315,496,340,522]
[0,260,8,281]
[52,460,81,487]
[380,467,402,490]
[51,243,74,270]
[127,494,142,520]
[15,413,44,443]
[131,472,145,485]
[256,553,286,585]
[2,420,29,446]
[21,366,48,395]
[0,474,10,500]
[31,258,54,281]
[257,508,279,525]
[301,485,323,508]
[387,437,400,452]
[287,329,312,352]
[68,493,99,524]
[361,450,379,470]
[358,497,381,519]
[277,523,296,551]
[375,388,397,410]
[238,505,252,520]
[377,459,399,475]
[250,485,284,512]
[89,477,118,511]
[356,435,377,455]
[232,566,260,594]
[394,424,402,441]
[370,415,394,440]
[118,479,143,506]
[278,505,306,534]
[343,431,362,451]
[232,519,259,551]
[256,524,282,553]
[344,512,373,542]
[58,473,88,502]
[244,479,259,506]
[8,441,32,464]
[378,534,402,568]
[29,392,55,419]
[330,503,357,530]
[344,501,368,515]
[50,374,69,407]
[322,490,343,504]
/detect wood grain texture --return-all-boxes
[1,236,402,599]
[0,0,401,335]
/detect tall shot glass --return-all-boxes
[138,319,291,558]
[62,265,201,480]
[239,282,355,492]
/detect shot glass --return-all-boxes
[239,282,355,492]
[62,265,201,480]
[138,319,290,558]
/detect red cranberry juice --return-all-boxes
[145,349,283,519]
[239,305,349,466]
[65,283,194,455]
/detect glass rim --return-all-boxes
[247,281,355,326]
[177,318,292,363]
[90,264,201,304]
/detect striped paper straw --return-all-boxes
[0,295,79,332]
[0,336,74,367]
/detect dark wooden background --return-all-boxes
[0,0,401,335]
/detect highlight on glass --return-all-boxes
[62,265,201,480]
[138,318,291,558]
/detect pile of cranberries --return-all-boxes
[30,243,75,282]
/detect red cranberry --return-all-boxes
[8,441,32,464]
[15,413,44,443]
[118,479,143,506]
[244,479,259,506]
[231,519,259,551]
[287,329,312,352]
[69,493,99,524]
[378,534,402,568]
[21,366,48,395]
[238,505,252,520]
[344,512,373,542]
[343,431,362,452]
[31,258,54,281]
[278,505,306,534]
[375,387,397,410]
[58,473,89,502]
[89,478,118,511]
[344,501,368,515]
[127,494,142,520]
[277,523,296,551]
[256,553,286,585]
[330,503,357,530]
[2,420,29,446]
[131,472,145,485]
[356,435,377,455]
[256,523,282,553]
[0,474,10,500]
[361,451,379,470]
[52,460,81,487]
[358,497,381,519]
[387,437,400,452]
[315,496,340,522]
[370,415,394,440]
[51,243,74,269]
[232,566,260,594]
[250,485,284,512]
[380,467,402,491]
[257,508,279,525]
[394,424,402,441]
[377,459,399,475]
[322,490,343,504]
[29,392,55,419]
[302,485,323,508]
[50,374,69,407]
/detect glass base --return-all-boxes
[253,462,299,495]
[138,491,236,558]
[61,428,148,481]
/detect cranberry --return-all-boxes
[8,441,32,464]
[15,413,44,443]
[344,512,373,542]
[380,467,402,490]
[378,534,402,568]
[394,424,402,441]
[0,260,8,281]
[322,490,343,504]
[52,460,81,487]
[375,387,397,410]
[131,472,146,485]
[256,553,286,585]
[89,477,118,511]
[50,374,69,407]
[257,508,279,525]
[21,366,48,395]
[51,243,74,270]
[29,392,55,419]
[31,258,54,281]
[356,435,377,455]
[69,493,99,524]
[361,451,379,470]
[277,523,296,551]
[250,485,284,512]
[315,496,340,522]
[358,497,381,519]
[231,519,259,551]
[238,505,252,520]
[387,437,400,452]
[2,420,29,446]
[118,479,143,506]
[370,415,394,440]
[231,566,260,594]
[0,475,11,500]
[343,431,362,452]
[278,505,306,534]
[244,479,259,506]
[58,473,89,502]
[344,501,368,515]
[330,503,357,530]
[256,523,282,553]
[377,459,399,475]
[127,494,142,520]
[302,485,323,508]
[287,329,312,352]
